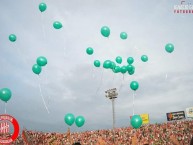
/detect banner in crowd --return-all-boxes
[186,107,193,118]
[140,114,149,124]
[130,114,149,124]
[166,111,185,121]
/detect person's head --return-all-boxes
[73,142,81,145]
[190,137,193,145]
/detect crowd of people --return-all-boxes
[1,120,193,145]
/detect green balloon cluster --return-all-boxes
[64,113,85,128]
[53,21,63,29]
[85,43,139,75]
[0,88,12,103]
[39,2,47,12]
[91,55,136,75]
[32,56,47,75]
[101,58,136,75]
[86,27,152,77]
[9,34,17,42]
[130,115,143,129]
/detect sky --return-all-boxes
[0,0,193,133]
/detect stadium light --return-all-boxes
[105,88,118,143]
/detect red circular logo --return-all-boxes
[0,114,19,144]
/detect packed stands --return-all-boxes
[1,120,193,145]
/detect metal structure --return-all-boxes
[105,88,118,143]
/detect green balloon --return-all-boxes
[103,60,112,69]
[86,47,94,55]
[53,21,63,29]
[130,115,143,129]
[64,113,75,126]
[101,26,110,37]
[121,66,127,74]
[127,65,133,72]
[37,56,47,66]
[113,66,121,73]
[120,32,127,40]
[165,43,174,53]
[110,62,116,69]
[0,88,12,103]
[32,64,42,75]
[75,116,85,127]
[127,57,134,64]
[39,2,47,12]
[115,56,122,64]
[141,55,148,62]
[9,34,17,42]
[128,68,135,75]
[94,60,100,67]
[130,81,139,91]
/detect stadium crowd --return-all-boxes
[1,120,193,145]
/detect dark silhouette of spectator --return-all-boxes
[73,142,81,145]
[190,137,193,145]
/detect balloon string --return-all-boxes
[95,69,104,97]
[44,66,48,85]
[15,43,28,66]
[43,68,51,105]
[38,76,50,114]
[165,73,168,80]
[61,34,66,59]
[91,65,95,78]
[111,73,116,91]
[41,14,46,44]
[90,55,95,78]
[11,41,26,65]
[4,103,7,114]
[92,69,95,78]
[112,73,115,84]
[133,92,135,115]
[118,74,125,92]
[63,47,66,59]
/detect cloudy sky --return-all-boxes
[0,0,193,133]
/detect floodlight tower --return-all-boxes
[105,88,118,143]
